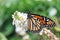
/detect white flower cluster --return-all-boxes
[39,28,51,36]
[23,35,30,40]
[12,11,30,40]
[39,28,60,40]
[12,11,28,36]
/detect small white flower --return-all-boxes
[47,33,50,37]
[39,30,43,35]
[44,31,47,34]
[18,30,26,36]
[23,35,30,40]
[15,27,22,33]
[54,38,58,40]
[49,8,57,16]
[15,27,26,36]
[12,15,14,19]
[14,20,21,27]
[47,30,50,33]
[17,12,27,22]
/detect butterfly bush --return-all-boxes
[12,11,30,40]
[39,28,60,40]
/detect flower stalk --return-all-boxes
[39,28,60,40]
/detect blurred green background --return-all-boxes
[0,0,60,40]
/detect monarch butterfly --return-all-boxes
[27,14,56,33]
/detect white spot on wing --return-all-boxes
[47,19,49,21]
[44,17,45,20]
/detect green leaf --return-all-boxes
[54,25,60,32]
[0,32,7,40]
[9,34,22,40]
[1,21,15,36]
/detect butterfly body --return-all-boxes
[27,14,56,33]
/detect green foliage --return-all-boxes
[0,0,60,40]
[1,21,15,36]
[0,33,7,40]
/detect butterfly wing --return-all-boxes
[27,14,56,33]
[32,14,56,27]
[28,14,43,33]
